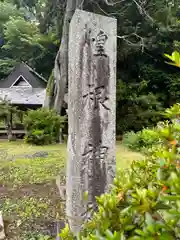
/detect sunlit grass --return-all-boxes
[0,140,67,158]
[116,141,144,169]
[0,140,143,166]
[0,140,144,239]
[0,141,144,187]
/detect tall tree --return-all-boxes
[0,0,58,80]
[1,0,179,133]
[46,0,180,115]
[45,0,83,114]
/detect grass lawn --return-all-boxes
[0,140,144,239]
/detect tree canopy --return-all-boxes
[0,0,58,79]
[0,0,180,134]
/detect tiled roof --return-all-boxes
[0,87,46,105]
[0,63,47,88]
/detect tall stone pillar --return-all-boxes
[66,9,117,234]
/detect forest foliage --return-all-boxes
[0,0,180,134]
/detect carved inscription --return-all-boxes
[92,30,108,56]
[81,28,110,110]
[81,143,108,203]
[83,84,110,110]
[82,143,108,161]
[81,143,108,178]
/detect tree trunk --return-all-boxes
[7,113,13,141]
[45,0,82,115]
[44,0,83,144]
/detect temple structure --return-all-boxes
[0,63,47,137]
[0,62,47,109]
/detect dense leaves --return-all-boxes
[0,97,22,140]
[116,80,163,134]
[122,128,160,153]
[0,0,180,132]
[60,103,180,239]
[0,1,58,79]
[24,108,66,145]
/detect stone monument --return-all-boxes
[66,9,117,234]
[0,211,5,240]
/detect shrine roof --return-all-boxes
[0,87,46,105]
[0,62,47,88]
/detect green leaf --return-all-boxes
[120,233,126,240]
[146,224,155,234]
[128,237,142,240]
[154,202,170,210]
[160,195,180,201]
[159,232,175,240]
[164,51,180,68]
[135,229,145,236]
[164,53,174,61]
[105,230,114,239]
[124,224,135,231]
[159,159,166,167]
[172,51,180,64]
[145,212,154,226]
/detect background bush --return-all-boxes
[122,127,160,153]
[116,80,164,135]
[24,108,65,145]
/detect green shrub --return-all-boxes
[122,128,160,153]
[60,103,180,239]
[116,79,164,135]
[24,108,65,145]
[22,232,53,240]
[122,131,141,150]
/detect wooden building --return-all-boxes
[0,62,47,108]
[0,63,47,137]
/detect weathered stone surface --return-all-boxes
[66,10,117,234]
[0,212,5,240]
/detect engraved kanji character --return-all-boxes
[92,30,108,56]
[83,85,110,110]
[82,144,108,163]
